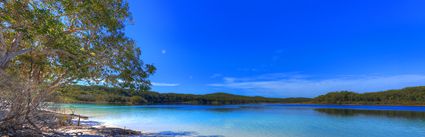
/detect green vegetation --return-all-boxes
[53,85,311,105]
[1,0,155,92]
[312,86,425,105]
[54,85,425,106]
[0,1,154,135]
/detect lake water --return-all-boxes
[59,104,425,137]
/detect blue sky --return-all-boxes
[125,0,425,97]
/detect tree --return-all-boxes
[0,0,155,134]
[1,0,155,91]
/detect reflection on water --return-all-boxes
[143,131,224,137]
[315,108,425,120]
[206,106,267,112]
[60,104,425,137]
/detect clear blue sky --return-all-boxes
[125,0,425,97]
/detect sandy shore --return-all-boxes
[46,119,213,137]
[43,119,142,137]
[36,110,220,137]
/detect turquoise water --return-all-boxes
[59,104,425,137]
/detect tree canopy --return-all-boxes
[312,86,425,105]
[54,85,312,105]
[0,0,155,92]
[0,0,154,134]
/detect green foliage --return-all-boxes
[54,85,425,106]
[312,86,425,105]
[128,96,146,105]
[0,0,155,92]
[54,85,312,105]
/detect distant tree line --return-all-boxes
[53,85,311,105]
[312,86,425,105]
[54,85,425,106]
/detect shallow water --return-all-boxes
[58,104,425,137]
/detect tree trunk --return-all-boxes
[0,53,10,69]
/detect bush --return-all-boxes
[129,96,147,105]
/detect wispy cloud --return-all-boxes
[208,73,425,97]
[152,82,179,87]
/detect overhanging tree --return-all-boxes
[0,0,155,91]
[0,0,155,134]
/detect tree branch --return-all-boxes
[0,48,33,69]
[0,26,7,49]
[49,74,67,89]
[39,48,76,58]
[0,26,7,58]
[64,27,87,34]
[47,78,77,95]
[11,32,23,52]
[9,48,33,58]
[46,71,76,94]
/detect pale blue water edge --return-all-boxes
[58,104,425,137]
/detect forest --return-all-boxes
[312,86,425,105]
[53,85,311,105]
[54,85,425,106]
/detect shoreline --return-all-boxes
[46,112,206,137]
[47,103,425,137]
[51,120,211,137]
[36,110,145,136]
[57,102,425,107]
[49,119,144,137]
